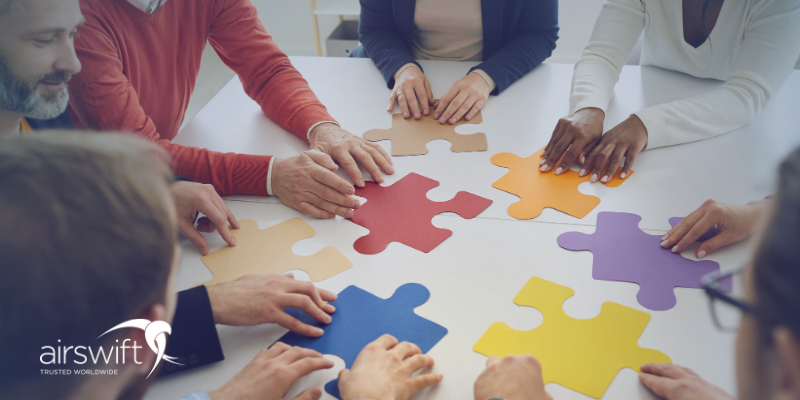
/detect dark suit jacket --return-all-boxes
[357,0,559,94]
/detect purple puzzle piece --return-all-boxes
[557,212,732,311]
[668,217,717,243]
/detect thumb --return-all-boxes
[289,387,322,400]
[338,368,349,380]
[179,221,209,255]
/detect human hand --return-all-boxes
[271,150,361,219]
[170,180,239,256]
[433,72,491,125]
[661,199,768,258]
[338,334,442,400]
[206,273,337,337]
[540,107,605,175]
[389,65,434,120]
[207,343,334,400]
[582,115,648,183]
[474,355,552,400]
[308,123,394,188]
[639,363,735,400]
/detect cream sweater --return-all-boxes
[570,0,800,149]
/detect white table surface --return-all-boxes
[147,57,800,400]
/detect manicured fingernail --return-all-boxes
[327,304,336,312]
[424,109,429,115]
[591,174,598,182]
[671,245,678,253]
[579,168,586,176]
[555,167,563,175]
[540,164,548,172]
[620,172,627,179]
[661,239,668,247]
[661,234,668,241]
[581,156,586,164]
[358,180,364,187]
[450,118,456,124]
[347,187,355,195]
[414,113,420,119]
[404,112,409,118]
[601,176,609,183]
[313,327,324,335]
[434,113,440,119]
[540,158,546,165]
[698,250,707,259]
[232,237,237,246]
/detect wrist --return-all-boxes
[205,285,225,325]
[308,122,339,143]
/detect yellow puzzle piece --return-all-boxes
[199,218,352,286]
[491,147,633,219]
[473,276,671,399]
[364,112,488,156]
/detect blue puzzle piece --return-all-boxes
[277,283,448,399]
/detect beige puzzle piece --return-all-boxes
[364,112,488,156]
[199,218,352,286]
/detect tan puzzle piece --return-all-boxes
[474,276,671,398]
[199,218,352,286]
[364,112,488,156]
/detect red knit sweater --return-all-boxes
[68,0,336,195]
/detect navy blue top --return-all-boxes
[357,0,559,95]
[26,110,75,130]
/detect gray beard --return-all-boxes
[0,56,70,120]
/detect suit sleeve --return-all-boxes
[358,0,422,88]
[471,0,559,94]
[159,286,224,377]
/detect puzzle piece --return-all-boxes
[199,218,352,286]
[668,217,718,242]
[363,112,488,156]
[278,283,448,399]
[491,147,633,219]
[348,173,492,254]
[557,212,731,311]
[473,276,671,399]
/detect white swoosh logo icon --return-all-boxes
[98,319,183,378]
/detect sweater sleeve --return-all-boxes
[68,19,272,196]
[568,0,645,115]
[636,0,800,149]
[470,0,559,95]
[207,0,336,139]
[358,0,422,88]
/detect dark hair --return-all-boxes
[753,146,800,342]
[0,131,176,397]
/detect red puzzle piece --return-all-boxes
[348,173,493,254]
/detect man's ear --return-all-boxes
[124,303,169,376]
[772,327,800,399]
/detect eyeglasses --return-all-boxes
[702,264,760,332]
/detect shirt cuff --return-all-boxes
[174,391,212,400]
[266,156,276,196]
[633,107,670,150]
[394,63,419,80]
[471,69,497,93]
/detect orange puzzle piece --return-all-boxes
[491,147,633,219]
[199,218,352,286]
[364,112,488,156]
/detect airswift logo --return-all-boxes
[40,319,183,378]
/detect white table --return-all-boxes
[146,57,800,400]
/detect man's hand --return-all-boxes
[338,334,442,400]
[661,199,768,258]
[582,115,648,183]
[540,107,605,175]
[639,363,735,400]
[271,150,362,219]
[473,355,552,400]
[170,180,239,256]
[205,273,337,337]
[208,343,334,400]
[308,123,394,188]
[389,65,434,120]
[433,72,491,125]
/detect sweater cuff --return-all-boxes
[471,69,497,93]
[569,94,612,115]
[394,63,419,80]
[174,391,212,400]
[634,107,671,150]
[231,153,272,196]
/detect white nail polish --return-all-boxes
[698,250,707,259]
[601,176,609,183]
[555,167,563,175]
[620,172,627,179]
[581,156,586,164]
[591,174,598,182]
[661,235,668,241]
[540,165,548,172]
[540,159,546,165]
[671,245,678,253]
[661,240,668,247]
[579,169,586,176]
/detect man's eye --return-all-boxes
[34,38,55,44]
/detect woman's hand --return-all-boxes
[540,107,605,175]
[661,199,769,258]
[582,114,648,182]
[639,363,735,400]
[433,72,491,125]
[389,65,434,120]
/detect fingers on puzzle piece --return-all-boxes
[491,147,633,220]
[668,216,718,242]
[363,112,488,156]
[473,276,671,399]
[199,218,352,286]
[557,212,730,311]
[348,173,492,254]
[276,283,448,400]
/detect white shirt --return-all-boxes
[570,0,800,149]
[127,0,168,13]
